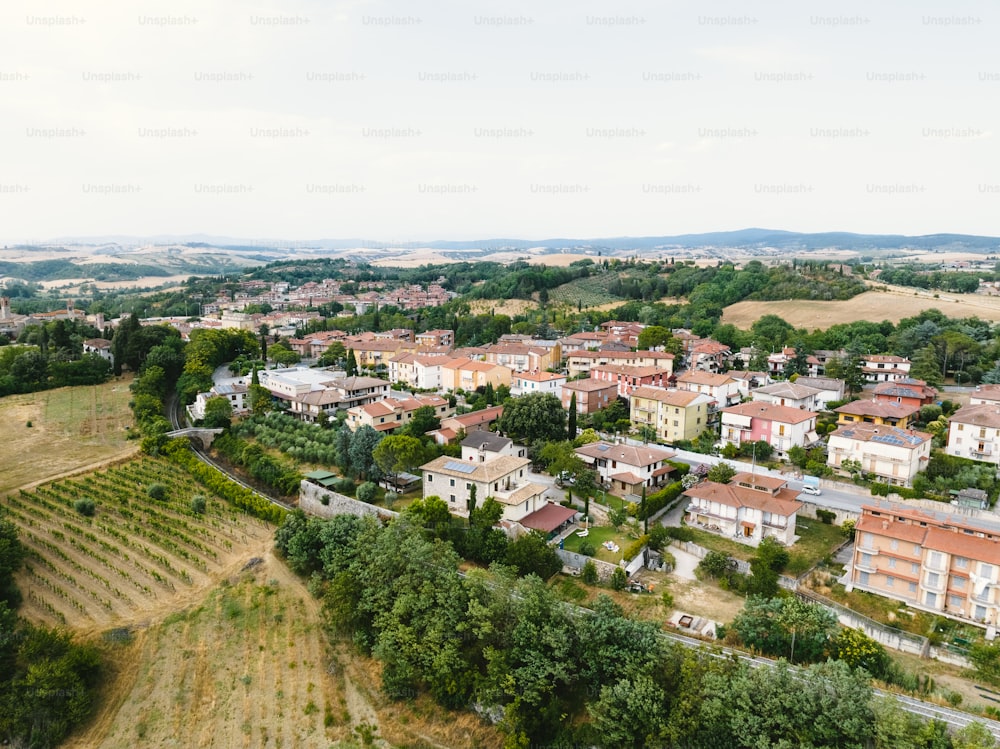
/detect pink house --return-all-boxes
[719,402,820,459]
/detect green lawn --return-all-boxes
[561,525,632,563]
[683,517,848,576]
[787,517,849,576]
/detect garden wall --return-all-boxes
[299,480,399,522]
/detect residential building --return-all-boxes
[574,441,676,496]
[511,369,567,397]
[591,363,672,399]
[345,394,452,433]
[430,406,505,444]
[440,358,512,392]
[834,399,919,429]
[969,385,1000,407]
[630,386,713,444]
[861,354,912,383]
[872,378,938,408]
[719,402,819,459]
[388,353,452,390]
[346,339,418,370]
[947,404,1000,466]
[415,329,454,348]
[260,367,391,421]
[460,431,526,462]
[752,381,823,411]
[848,503,1000,630]
[729,370,770,398]
[420,454,546,522]
[674,371,742,409]
[82,338,114,365]
[565,349,675,378]
[689,340,732,373]
[482,342,560,373]
[187,379,250,421]
[683,471,802,546]
[795,376,846,409]
[561,377,619,415]
[827,424,933,487]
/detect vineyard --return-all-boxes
[547,273,624,308]
[4,456,275,630]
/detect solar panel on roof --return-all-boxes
[444,460,478,474]
[872,434,904,446]
[597,444,610,452]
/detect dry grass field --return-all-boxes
[0,378,137,495]
[722,288,1000,330]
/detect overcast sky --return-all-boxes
[1,0,997,243]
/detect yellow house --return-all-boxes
[833,399,919,429]
[441,357,512,392]
[630,386,714,444]
[346,339,419,369]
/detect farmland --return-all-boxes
[547,274,624,308]
[5,456,274,631]
[722,287,1000,329]
[0,377,136,494]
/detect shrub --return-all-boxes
[333,478,355,495]
[191,495,207,514]
[74,498,95,516]
[25,421,32,428]
[610,567,627,591]
[578,541,596,557]
[661,590,674,609]
[816,508,836,525]
[665,526,694,542]
[622,535,649,562]
[355,482,377,504]
[581,560,598,584]
[147,483,167,501]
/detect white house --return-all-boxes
[574,441,676,496]
[684,472,802,546]
[751,381,823,411]
[947,404,1000,466]
[510,369,567,397]
[460,431,526,462]
[861,354,912,383]
[420,454,546,522]
[827,423,933,487]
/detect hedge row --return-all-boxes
[164,439,287,524]
[634,481,684,521]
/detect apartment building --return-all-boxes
[629,386,713,444]
[946,404,1000,466]
[719,402,819,459]
[827,423,933,487]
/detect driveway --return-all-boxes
[671,545,699,581]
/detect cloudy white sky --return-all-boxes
[0,0,997,243]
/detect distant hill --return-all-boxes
[29,229,1000,253]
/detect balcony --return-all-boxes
[971,447,993,459]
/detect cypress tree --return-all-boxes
[568,393,577,440]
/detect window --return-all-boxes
[862,532,873,547]
[926,572,940,588]
[890,539,899,551]
[913,544,921,556]
[911,563,920,575]
[860,553,872,568]
[888,557,896,569]
[450,478,455,487]
[427,475,433,482]
[949,595,964,608]
[466,483,472,490]
[886,576,895,587]
[956,556,969,569]
[952,576,966,590]
[908,582,917,593]
[976,605,987,621]
[449,494,456,503]
[981,563,995,579]
[925,592,938,608]
[929,551,943,570]
[859,571,870,586]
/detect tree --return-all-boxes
[317,341,346,368]
[202,396,234,429]
[637,325,673,351]
[538,441,584,479]
[731,595,837,664]
[568,393,577,440]
[747,536,789,598]
[638,424,658,444]
[372,434,426,488]
[356,482,377,503]
[910,344,943,387]
[706,461,736,483]
[403,405,440,437]
[346,348,358,376]
[0,516,25,607]
[504,531,562,579]
[498,392,567,443]
[349,426,384,481]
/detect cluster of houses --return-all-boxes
[181,311,1000,635]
